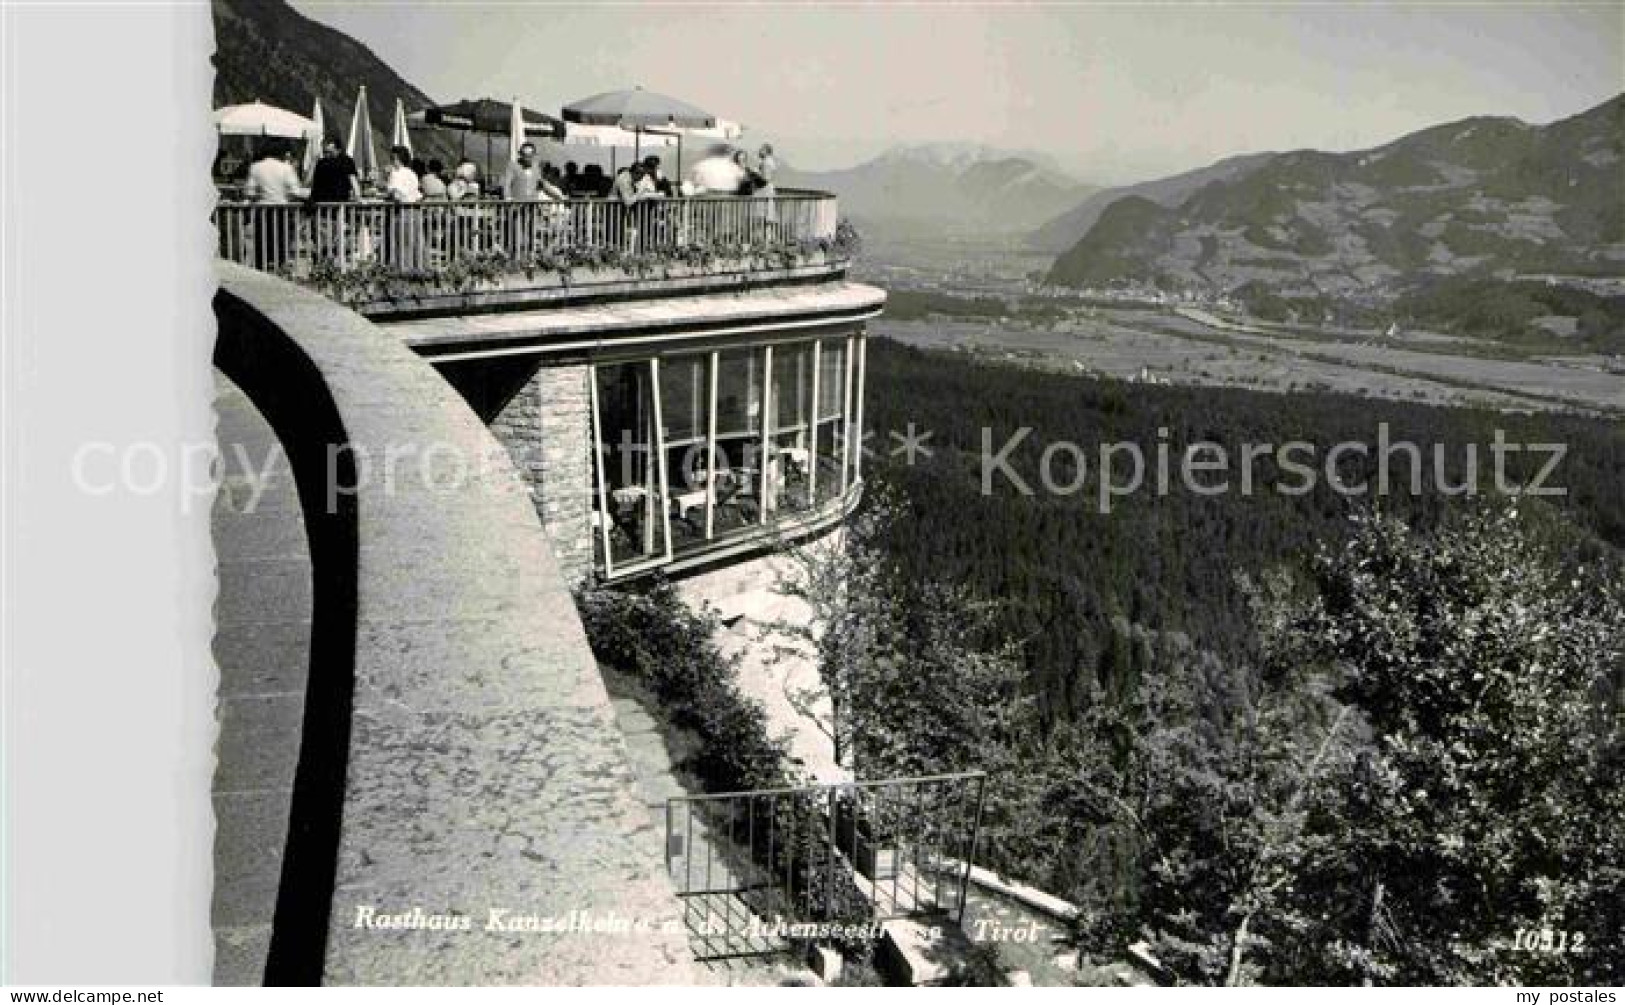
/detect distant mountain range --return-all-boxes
[1029,152,1275,254]
[782,143,1099,233]
[1045,95,1625,300]
[213,0,460,165]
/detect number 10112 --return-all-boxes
[1512,929,1586,953]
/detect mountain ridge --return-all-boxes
[781,143,1099,234]
[1046,94,1625,305]
[1030,151,1276,253]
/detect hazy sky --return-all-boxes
[290,2,1623,183]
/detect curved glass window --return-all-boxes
[590,330,866,578]
[590,360,670,574]
[660,354,711,556]
[768,343,814,517]
[813,338,848,506]
[711,347,765,539]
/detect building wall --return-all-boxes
[489,362,595,586]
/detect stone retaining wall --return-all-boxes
[487,363,595,586]
[214,262,697,985]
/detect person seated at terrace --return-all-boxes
[384,145,422,203]
[613,164,664,252]
[420,158,449,199]
[613,163,662,206]
[537,162,568,201]
[447,160,481,199]
[581,163,610,197]
[562,161,582,196]
[640,156,674,196]
[634,163,657,197]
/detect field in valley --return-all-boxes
[856,230,1625,417]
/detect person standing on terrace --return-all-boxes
[613,163,663,252]
[501,142,543,200]
[754,143,779,230]
[688,144,746,195]
[755,144,778,197]
[307,136,361,203]
[731,149,756,194]
[243,142,306,271]
[307,136,360,262]
[244,142,306,204]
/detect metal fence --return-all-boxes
[214,191,840,277]
[665,772,987,962]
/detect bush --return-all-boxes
[576,579,878,956]
[576,579,790,794]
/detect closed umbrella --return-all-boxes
[347,85,379,181]
[390,96,412,157]
[301,98,325,181]
[213,100,320,139]
[509,96,524,164]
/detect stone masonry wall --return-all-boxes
[489,362,595,586]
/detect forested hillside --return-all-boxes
[861,338,1625,719]
[213,0,461,164]
[1029,151,1274,254]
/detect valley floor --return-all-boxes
[873,310,1624,416]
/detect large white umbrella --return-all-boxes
[301,98,326,181]
[561,87,715,129]
[390,96,412,157]
[213,100,320,139]
[347,85,379,181]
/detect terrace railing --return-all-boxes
[665,772,988,962]
[214,190,842,280]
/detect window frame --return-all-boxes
[588,326,868,580]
